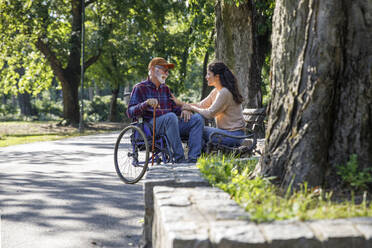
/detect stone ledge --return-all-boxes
[152,186,372,248]
[142,163,210,247]
[142,163,372,248]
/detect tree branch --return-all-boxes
[35,38,66,82]
[84,49,102,69]
[85,0,97,7]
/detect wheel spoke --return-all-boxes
[114,125,149,184]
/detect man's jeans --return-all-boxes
[149,112,204,162]
[203,127,245,147]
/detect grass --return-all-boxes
[0,133,83,147]
[197,154,372,223]
[0,121,125,147]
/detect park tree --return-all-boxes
[86,0,188,121]
[215,0,274,108]
[256,0,372,189]
[0,0,114,124]
[84,1,142,122]
[87,0,215,121]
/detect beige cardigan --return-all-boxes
[190,88,245,131]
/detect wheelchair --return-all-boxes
[114,117,173,184]
[114,118,258,184]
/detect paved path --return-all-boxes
[0,132,144,248]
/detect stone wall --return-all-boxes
[143,163,372,248]
[142,163,210,247]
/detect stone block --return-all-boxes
[164,222,211,248]
[349,217,372,248]
[143,165,209,248]
[259,220,321,248]
[195,199,249,222]
[309,219,365,248]
[153,186,211,248]
[210,220,268,248]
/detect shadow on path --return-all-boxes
[0,132,144,248]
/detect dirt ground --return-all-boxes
[0,121,128,136]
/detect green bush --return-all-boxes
[336,154,372,190]
[197,155,372,223]
[33,98,63,120]
[86,95,127,122]
[1,93,127,122]
[0,104,28,121]
[0,103,18,115]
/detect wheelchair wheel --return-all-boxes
[114,125,149,184]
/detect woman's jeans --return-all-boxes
[149,112,204,162]
[203,127,245,147]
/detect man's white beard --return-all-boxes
[155,70,166,84]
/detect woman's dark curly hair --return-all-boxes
[208,61,243,104]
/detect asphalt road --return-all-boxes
[0,132,144,248]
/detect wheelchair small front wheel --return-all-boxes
[114,125,149,184]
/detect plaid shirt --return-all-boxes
[127,79,181,121]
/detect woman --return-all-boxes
[173,61,246,147]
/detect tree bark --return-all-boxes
[215,0,262,108]
[256,0,372,189]
[180,26,193,89]
[201,29,215,100]
[201,48,212,100]
[109,86,120,122]
[18,92,36,116]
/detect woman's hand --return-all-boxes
[170,93,183,106]
[182,104,192,111]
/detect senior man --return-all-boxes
[127,57,204,163]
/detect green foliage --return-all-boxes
[85,95,126,122]
[336,154,372,190]
[261,55,271,106]
[0,102,18,116]
[0,92,125,123]
[0,104,21,121]
[254,0,275,36]
[198,155,372,223]
[0,0,69,95]
[85,0,215,100]
[32,91,63,121]
[0,0,117,121]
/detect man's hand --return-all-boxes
[146,98,158,108]
[181,110,192,122]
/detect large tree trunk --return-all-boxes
[18,92,36,116]
[180,26,193,90]
[201,29,215,100]
[201,48,212,100]
[60,72,80,124]
[215,0,262,108]
[109,86,120,122]
[15,68,36,116]
[36,0,100,124]
[256,0,372,189]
